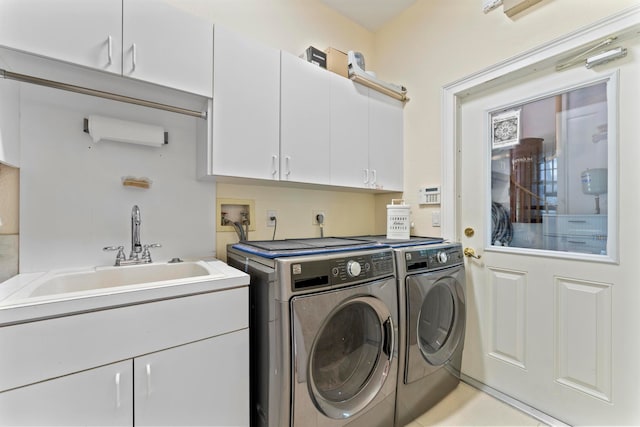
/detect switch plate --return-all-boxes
[432,211,441,227]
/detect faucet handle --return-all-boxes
[103,246,126,265]
[141,243,161,263]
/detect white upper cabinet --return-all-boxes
[0,79,20,167]
[330,75,369,188]
[205,25,280,180]
[329,74,404,191]
[368,89,403,191]
[0,0,122,73]
[122,0,213,96]
[280,51,332,185]
[0,0,212,96]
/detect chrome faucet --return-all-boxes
[130,205,142,260]
[103,205,161,266]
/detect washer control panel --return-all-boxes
[290,250,395,291]
[405,243,463,272]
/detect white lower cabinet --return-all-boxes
[134,330,249,427]
[0,283,249,427]
[0,330,248,426]
[0,360,134,426]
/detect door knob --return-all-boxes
[463,247,481,259]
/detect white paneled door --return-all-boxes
[456,28,640,425]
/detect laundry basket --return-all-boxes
[386,199,410,239]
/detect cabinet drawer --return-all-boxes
[556,215,607,236]
[0,287,248,393]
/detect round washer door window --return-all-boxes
[308,297,393,419]
[414,276,464,366]
[418,282,455,355]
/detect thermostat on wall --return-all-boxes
[418,186,441,205]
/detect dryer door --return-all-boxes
[405,266,466,384]
[291,280,396,421]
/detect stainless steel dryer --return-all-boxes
[392,242,466,427]
[227,238,398,427]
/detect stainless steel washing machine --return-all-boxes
[392,242,466,427]
[227,238,398,427]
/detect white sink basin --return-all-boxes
[0,259,249,327]
[6,261,222,301]
[28,262,211,298]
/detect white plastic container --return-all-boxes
[386,199,410,239]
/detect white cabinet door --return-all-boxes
[0,79,20,167]
[207,26,280,180]
[330,75,369,188]
[122,0,213,96]
[0,361,133,427]
[0,0,122,74]
[369,89,404,191]
[280,52,331,185]
[134,329,249,427]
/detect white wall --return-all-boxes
[19,84,215,272]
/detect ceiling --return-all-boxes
[320,0,417,32]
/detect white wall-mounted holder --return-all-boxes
[83,115,168,147]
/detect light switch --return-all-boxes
[432,211,441,227]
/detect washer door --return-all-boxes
[405,267,465,384]
[291,291,395,420]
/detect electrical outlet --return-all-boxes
[267,210,277,227]
[312,210,326,225]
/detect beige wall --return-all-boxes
[0,164,18,234]
[216,183,388,258]
[0,163,19,281]
[373,0,639,236]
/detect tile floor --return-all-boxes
[405,382,546,427]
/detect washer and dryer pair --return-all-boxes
[227,237,466,427]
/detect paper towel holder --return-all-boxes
[83,117,169,145]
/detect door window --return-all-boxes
[490,80,614,256]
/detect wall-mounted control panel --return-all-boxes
[418,186,441,205]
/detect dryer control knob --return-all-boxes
[437,251,448,264]
[346,260,362,277]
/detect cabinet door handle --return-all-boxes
[107,35,113,66]
[146,363,152,397]
[115,372,121,408]
[363,168,369,185]
[271,155,278,178]
[132,43,137,72]
[285,156,291,178]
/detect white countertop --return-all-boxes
[0,259,248,326]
